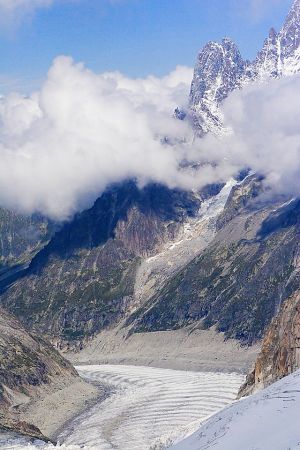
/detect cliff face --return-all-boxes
[239,291,300,397]
[0,210,51,268]
[1,1,300,358]
[0,307,78,441]
[2,176,299,349]
[0,182,206,345]
[189,38,245,135]
[127,179,300,344]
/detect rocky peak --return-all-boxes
[190,38,245,104]
[189,37,245,135]
[239,290,300,398]
[268,27,278,41]
[188,0,300,135]
[0,308,78,441]
[281,0,300,58]
[250,0,300,80]
[247,28,281,81]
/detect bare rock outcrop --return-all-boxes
[0,307,80,442]
[239,291,300,397]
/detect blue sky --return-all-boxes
[0,0,293,92]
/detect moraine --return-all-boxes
[0,365,244,450]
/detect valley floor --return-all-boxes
[68,326,260,374]
[21,379,105,441]
[0,365,243,450]
[0,328,259,449]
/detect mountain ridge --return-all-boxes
[188,0,300,135]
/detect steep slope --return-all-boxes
[133,179,236,308]
[188,0,300,135]
[0,210,51,269]
[2,175,298,351]
[128,178,299,344]
[189,38,245,135]
[1,0,300,357]
[0,210,52,292]
[239,289,300,397]
[0,308,93,442]
[246,0,300,81]
[171,369,300,450]
[0,182,211,344]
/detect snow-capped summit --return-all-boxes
[281,0,300,59]
[189,0,300,135]
[189,38,245,135]
[279,0,300,75]
[248,0,300,81]
[246,27,280,81]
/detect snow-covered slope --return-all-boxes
[171,369,300,450]
[189,38,245,135]
[247,0,300,81]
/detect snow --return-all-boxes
[134,179,237,306]
[0,365,243,450]
[171,369,300,450]
[283,47,300,75]
[189,0,300,135]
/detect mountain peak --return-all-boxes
[280,0,300,60]
[187,0,300,136]
[221,37,239,49]
[282,0,300,33]
[268,27,278,40]
[286,0,300,20]
[189,37,245,135]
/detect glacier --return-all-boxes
[0,365,243,450]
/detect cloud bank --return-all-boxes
[195,73,300,198]
[0,0,54,24]
[0,55,299,221]
[0,57,194,219]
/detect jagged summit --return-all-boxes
[283,0,300,36]
[189,37,245,135]
[188,0,300,135]
[279,0,300,69]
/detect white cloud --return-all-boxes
[0,56,194,220]
[192,73,300,198]
[0,55,299,222]
[0,0,54,22]
[249,0,282,19]
[232,0,291,22]
[0,0,59,29]
[0,0,52,9]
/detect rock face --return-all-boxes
[0,209,52,271]
[127,180,300,344]
[0,307,78,441]
[0,209,54,298]
[189,38,245,135]
[239,290,300,397]
[1,176,299,349]
[188,0,300,135]
[1,1,300,357]
[0,182,207,345]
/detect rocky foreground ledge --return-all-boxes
[239,290,300,397]
[0,308,100,442]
